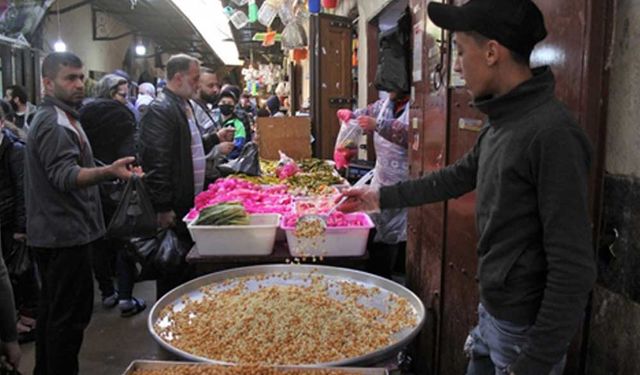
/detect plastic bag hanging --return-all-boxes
[258,0,280,27]
[224,6,249,29]
[282,20,307,50]
[248,0,258,22]
[278,0,295,25]
[308,0,320,13]
[322,0,338,9]
[107,174,157,240]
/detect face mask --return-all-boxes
[219,104,234,116]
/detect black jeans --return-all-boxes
[33,244,94,375]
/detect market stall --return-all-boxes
[184,156,373,274]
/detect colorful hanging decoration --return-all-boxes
[308,0,321,13]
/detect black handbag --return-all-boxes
[106,174,156,239]
[127,229,189,280]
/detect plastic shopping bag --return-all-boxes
[333,119,362,169]
[219,142,261,176]
[107,174,156,239]
[127,229,189,280]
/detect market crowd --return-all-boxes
[0,51,293,374]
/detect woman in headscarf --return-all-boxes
[79,74,146,317]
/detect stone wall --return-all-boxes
[587,0,640,373]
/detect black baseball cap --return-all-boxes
[428,0,547,58]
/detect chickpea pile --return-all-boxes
[154,273,417,365]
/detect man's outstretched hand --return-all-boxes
[336,186,381,213]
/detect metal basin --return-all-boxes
[148,264,426,367]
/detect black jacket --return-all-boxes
[80,99,137,221]
[138,89,219,225]
[80,98,137,164]
[0,129,26,233]
[380,67,595,375]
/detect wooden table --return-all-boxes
[186,240,369,275]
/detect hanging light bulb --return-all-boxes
[54,0,66,52]
[54,40,67,52]
[135,43,147,56]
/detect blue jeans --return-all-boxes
[465,304,566,375]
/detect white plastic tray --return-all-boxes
[281,213,374,257]
[187,214,281,256]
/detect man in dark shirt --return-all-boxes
[339,1,596,375]
[25,52,138,375]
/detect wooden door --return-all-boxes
[405,1,451,374]
[310,14,354,159]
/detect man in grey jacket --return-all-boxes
[25,52,137,375]
[339,1,596,375]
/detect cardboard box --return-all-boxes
[256,117,312,160]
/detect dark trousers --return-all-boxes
[91,241,115,298]
[33,245,94,375]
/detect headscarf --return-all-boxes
[95,74,128,99]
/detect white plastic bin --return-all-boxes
[188,214,281,256]
[282,213,374,257]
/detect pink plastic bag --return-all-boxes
[333,120,362,169]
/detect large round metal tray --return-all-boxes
[148,264,426,367]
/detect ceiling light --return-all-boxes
[135,43,147,56]
[169,0,243,66]
[54,0,66,52]
[54,40,67,52]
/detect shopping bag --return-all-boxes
[219,142,261,176]
[4,240,31,280]
[127,229,189,280]
[106,174,156,239]
[333,120,362,169]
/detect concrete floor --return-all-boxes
[18,280,169,375]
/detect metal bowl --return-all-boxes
[148,264,426,367]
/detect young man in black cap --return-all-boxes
[338,1,596,374]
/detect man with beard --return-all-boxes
[25,52,139,374]
[139,54,233,298]
[5,85,37,132]
[191,67,220,134]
